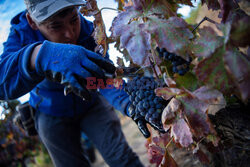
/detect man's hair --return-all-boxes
[36,7,77,25]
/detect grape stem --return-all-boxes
[99,7,123,13]
[148,57,159,80]
[192,17,219,33]
[166,136,174,149]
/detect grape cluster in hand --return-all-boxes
[156,47,192,76]
[124,76,167,129]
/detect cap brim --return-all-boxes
[31,0,86,23]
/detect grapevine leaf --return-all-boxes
[161,150,178,167]
[194,48,234,94]
[110,6,141,38]
[218,0,237,22]
[224,48,250,102]
[175,0,193,6]
[230,16,250,47]
[146,16,194,60]
[80,0,99,16]
[175,72,199,91]
[206,134,220,147]
[119,22,152,66]
[93,14,108,55]
[145,1,177,18]
[155,87,185,101]
[152,133,171,148]
[201,0,220,10]
[162,98,182,127]
[148,144,165,166]
[217,21,232,44]
[179,95,210,138]
[131,0,147,10]
[191,27,224,58]
[194,149,210,165]
[80,0,108,55]
[193,86,226,111]
[163,73,177,88]
[171,118,193,147]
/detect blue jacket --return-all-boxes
[0,11,129,117]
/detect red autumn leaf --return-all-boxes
[80,0,108,55]
[179,95,210,138]
[148,144,165,166]
[201,0,220,10]
[194,149,210,165]
[119,22,153,66]
[171,118,193,147]
[191,27,224,58]
[163,73,177,88]
[230,15,250,47]
[218,0,237,22]
[152,133,171,148]
[155,87,184,101]
[162,98,182,127]
[161,150,178,167]
[224,48,250,103]
[194,48,234,94]
[146,16,194,61]
[192,86,226,110]
[110,6,141,38]
[175,0,193,6]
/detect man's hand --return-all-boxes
[34,40,116,100]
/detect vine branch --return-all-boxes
[192,17,219,33]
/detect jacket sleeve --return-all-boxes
[98,82,130,116]
[0,27,43,100]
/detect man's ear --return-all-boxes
[26,13,39,30]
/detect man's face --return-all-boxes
[36,8,81,44]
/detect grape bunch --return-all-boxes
[156,47,192,76]
[124,76,167,129]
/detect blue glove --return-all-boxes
[35,40,116,100]
[127,104,165,138]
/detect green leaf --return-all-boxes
[191,27,224,58]
[175,72,199,91]
[194,47,234,94]
[146,16,194,60]
[224,48,250,102]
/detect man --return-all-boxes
[0,0,163,166]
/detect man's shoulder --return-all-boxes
[10,10,28,27]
